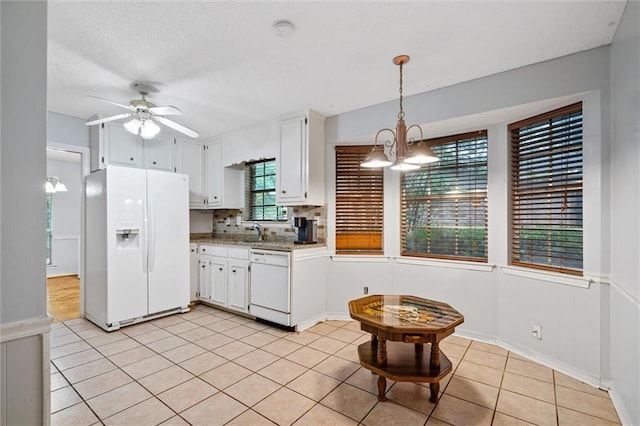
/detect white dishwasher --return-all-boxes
[249,249,291,326]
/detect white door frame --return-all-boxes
[47,142,90,318]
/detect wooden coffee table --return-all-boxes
[349,295,464,404]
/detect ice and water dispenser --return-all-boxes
[115,221,140,249]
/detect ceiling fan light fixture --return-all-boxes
[124,118,141,135]
[361,148,393,168]
[140,119,160,139]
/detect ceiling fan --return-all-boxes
[85,82,199,139]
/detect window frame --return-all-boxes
[46,193,52,265]
[400,130,489,262]
[245,158,287,222]
[509,102,583,276]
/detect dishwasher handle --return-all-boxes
[250,250,290,266]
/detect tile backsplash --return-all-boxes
[190,206,327,242]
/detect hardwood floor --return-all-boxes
[47,275,80,323]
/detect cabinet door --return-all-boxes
[104,123,144,168]
[277,115,307,204]
[210,257,227,306]
[198,257,211,301]
[145,135,174,171]
[206,142,222,207]
[190,245,199,302]
[179,139,206,207]
[228,260,249,313]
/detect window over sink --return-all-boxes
[245,159,287,221]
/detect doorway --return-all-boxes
[46,143,90,322]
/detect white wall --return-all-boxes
[1,2,48,324]
[609,1,640,424]
[47,157,82,277]
[48,111,91,148]
[0,2,51,424]
[325,47,612,391]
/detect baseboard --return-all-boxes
[608,387,634,426]
[454,329,607,390]
[295,313,328,332]
[46,273,79,279]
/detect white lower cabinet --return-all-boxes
[228,258,249,312]
[198,245,249,314]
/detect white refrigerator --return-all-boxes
[85,165,190,331]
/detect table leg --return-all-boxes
[429,340,441,403]
[377,375,387,401]
[377,338,387,367]
[371,335,378,347]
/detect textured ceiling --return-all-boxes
[47,1,627,140]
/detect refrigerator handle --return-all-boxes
[142,192,148,274]
[148,188,156,273]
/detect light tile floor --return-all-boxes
[50,305,621,425]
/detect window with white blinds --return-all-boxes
[510,103,583,275]
[401,131,488,261]
[335,146,384,254]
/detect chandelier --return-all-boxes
[361,55,439,170]
[45,176,68,193]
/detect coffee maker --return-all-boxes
[292,217,317,244]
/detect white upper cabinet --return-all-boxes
[90,121,174,172]
[145,135,174,171]
[91,122,143,170]
[176,138,206,207]
[175,139,243,209]
[276,110,325,206]
[205,142,223,207]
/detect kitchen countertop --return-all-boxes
[190,235,327,252]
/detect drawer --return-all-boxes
[228,247,249,260]
[199,245,227,257]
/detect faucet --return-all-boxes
[251,223,263,241]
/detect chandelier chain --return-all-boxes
[398,62,404,119]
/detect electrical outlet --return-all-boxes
[531,323,542,340]
[363,286,369,295]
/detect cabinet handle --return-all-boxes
[153,161,157,165]
[232,269,236,273]
[130,157,134,161]
[213,196,218,200]
[218,267,223,271]
[201,248,206,252]
[281,190,286,194]
[201,264,205,268]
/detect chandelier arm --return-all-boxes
[405,124,424,147]
[375,128,397,156]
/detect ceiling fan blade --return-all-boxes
[149,105,182,116]
[86,113,132,126]
[87,95,135,111]
[155,116,199,138]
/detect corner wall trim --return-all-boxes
[0,316,53,343]
[609,278,640,308]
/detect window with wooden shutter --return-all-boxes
[335,146,384,254]
[401,130,488,261]
[510,103,583,275]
